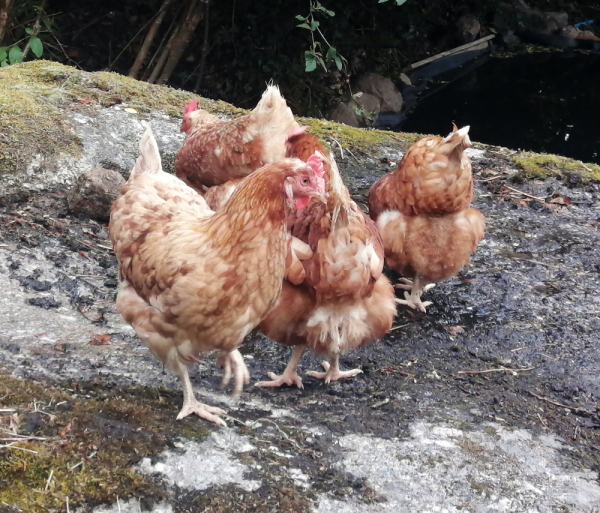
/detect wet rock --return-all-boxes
[67,167,125,221]
[355,73,403,113]
[456,15,481,44]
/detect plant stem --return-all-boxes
[21,0,45,60]
[0,0,14,45]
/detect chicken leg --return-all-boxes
[217,349,250,399]
[174,360,227,426]
[307,355,363,384]
[255,345,305,389]
[395,275,433,313]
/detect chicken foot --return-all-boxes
[395,277,436,292]
[255,345,305,389]
[217,349,250,399]
[395,275,433,313]
[175,361,227,426]
[307,355,363,384]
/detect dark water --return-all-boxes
[401,52,600,165]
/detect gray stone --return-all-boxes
[67,167,125,221]
[457,15,481,43]
[329,101,360,127]
[352,91,381,127]
[494,2,568,35]
[355,73,403,113]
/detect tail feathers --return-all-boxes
[439,125,472,156]
[253,84,299,135]
[131,125,163,178]
[316,150,353,230]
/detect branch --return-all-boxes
[129,0,173,79]
[0,0,14,45]
[157,0,203,85]
[193,0,210,92]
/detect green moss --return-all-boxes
[513,152,600,182]
[298,117,420,153]
[0,375,209,512]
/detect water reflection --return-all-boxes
[400,51,600,164]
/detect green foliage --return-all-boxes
[379,0,410,5]
[296,1,346,73]
[0,1,51,66]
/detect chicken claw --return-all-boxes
[395,278,435,292]
[307,358,363,384]
[176,364,227,426]
[217,350,250,399]
[395,292,432,313]
[177,400,228,426]
[255,345,305,389]
[256,371,304,389]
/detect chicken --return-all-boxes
[202,132,330,212]
[175,85,306,191]
[368,125,485,312]
[256,151,398,387]
[109,126,324,425]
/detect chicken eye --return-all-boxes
[301,177,309,185]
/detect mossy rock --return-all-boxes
[0,375,209,512]
[513,152,600,182]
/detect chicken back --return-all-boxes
[368,125,485,312]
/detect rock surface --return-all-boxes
[0,61,599,513]
[67,167,126,220]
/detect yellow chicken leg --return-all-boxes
[395,277,435,293]
[307,355,363,384]
[174,360,227,426]
[256,345,305,389]
[395,275,433,313]
[217,349,250,399]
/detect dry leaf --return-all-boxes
[124,108,138,114]
[59,421,73,438]
[90,334,111,346]
[549,197,572,205]
[513,199,531,208]
[444,326,465,336]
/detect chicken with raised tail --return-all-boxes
[109,126,324,425]
[256,149,397,387]
[368,125,485,312]
[175,85,306,192]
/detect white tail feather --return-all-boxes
[131,125,163,178]
[315,150,353,229]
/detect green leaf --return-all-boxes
[25,28,34,35]
[8,46,23,64]
[297,23,312,30]
[335,55,343,70]
[326,47,337,61]
[305,51,317,72]
[295,15,306,21]
[310,20,320,30]
[0,48,6,61]
[395,0,408,5]
[29,37,43,57]
[0,60,7,67]
[379,0,389,3]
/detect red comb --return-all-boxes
[183,99,199,115]
[306,155,324,177]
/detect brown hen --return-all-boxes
[368,125,485,312]
[256,151,397,387]
[175,85,305,191]
[109,127,324,425]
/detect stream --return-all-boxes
[400,51,600,164]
